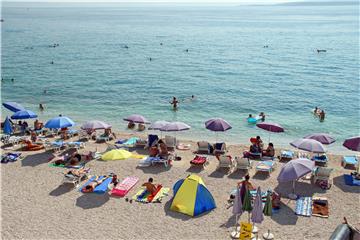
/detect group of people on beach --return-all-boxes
[243,136,275,159]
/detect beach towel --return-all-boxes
[343,156,358,166]
[138,156,160,167]
[111,176,139,197]
[80,175,112,194]
[312,197,329,218]
[256,161,275,172]
[295,197,312,217]
[132,186,170,203]
[1,153,21,163]
[49,162,85,169]
[190,155,207,165]
[344,175,360,186]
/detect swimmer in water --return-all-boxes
[50,61,54,64]
[43,89,47,94]
[149,57,152,61]
[185,49,189,52]
[39,103,44,111]
[170,97,179,110]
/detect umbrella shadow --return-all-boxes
[136,164,173,174]
[76,193,110,209]
[219,214,237,229]
[21,151,55,167]
[186,166,204,173]
[163,198,212,220]
[271,201,298,225]
[228,170,247,179]
[274,181,325,198]
[252,171,271,180]
[208,168,228,178]
[333,175,360,193]
[49,184,74,196]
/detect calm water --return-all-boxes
[1,2,359,153]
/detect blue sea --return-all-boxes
[1,2,359,153]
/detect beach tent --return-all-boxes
[170,174,216,217]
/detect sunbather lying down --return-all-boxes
[82,176,107,193]
[65,168,89,178]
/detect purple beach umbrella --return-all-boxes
[303,133,335,145]
[148,120,170,130]
[205,118,232,132]
[159,122,190,132]
[123,114,150,124]
[277,158,315,199]
[81,120,111,130]
[343,136,360,152]
[256,122,284,142]
[290,138,326,153]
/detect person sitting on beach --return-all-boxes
[128,121,135,129]
[158,139,169,158]
[250,142,260,154]
[30,131,37,142]
[262,143,275,157]
[138,123,145,131]
[259,112,266,121]
[149,145,159,157]
[256,136,264,151]
[142,178,157,194]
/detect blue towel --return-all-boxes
[115,139,127,144]
[81,176,112,194]
[344,175,360,186]
[281,150,294,158]
[295,197,312,216]
[343,156,358,165]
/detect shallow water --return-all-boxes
[1,2,359,153]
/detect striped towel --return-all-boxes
[295,197,312,217]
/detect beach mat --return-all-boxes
[344,175,360,186]
[295,197,312,217]
[312,197,329,218]
[132,186,169,203]
[80,175,112,194]
[49,163,84,169]
[111,176,139,197]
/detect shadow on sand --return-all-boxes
[136,164,172,174]
[228,170,247,179]
[185,166,204,174]
[49,184,74,196]
[208,168,229,178]
[163,198,212,221]
[271,201,299,225]
[274,181,326,198]
[21,151,55,167]
[333,175,360,193]
[76,193,110,209]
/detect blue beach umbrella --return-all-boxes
[45,116,75,129]
[11,110,38,120]
[2,102,25,112]
[3,116,13,135]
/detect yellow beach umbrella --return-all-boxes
[101,149,132,161]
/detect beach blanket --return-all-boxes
[295,197,312,217]
[312,197,329,218]
[344,175,360,186]
[80,175,112,194]
[132,186,170,203]
[111,176,139,197]
[49,162,85,169]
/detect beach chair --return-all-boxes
[62,168,90,187]
[65,141,85,150]
[342,156,358,169]
[0,134,10,144]
[165,135,176,151]
[197,141,211,154]
[190,155,209,169]
[135,139,147,148]
[311,154,328,166]
[280,150,295,161]
[217,155,235,173]
[298,151,310,159]
[255,160,276,175]
[312,167,333,184]
[44,140,65,152]
[234,157,252,173]
[78,130,90,141]
[144,134,159,149]
[152,154,174,168]
[214,142,226,155]
[66,129,78,138]
[96,135,110,143]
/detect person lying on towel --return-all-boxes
[82,176,106,193]
[65,168,88,178]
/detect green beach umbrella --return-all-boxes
[242,189,253,222]
[263,192,273,216]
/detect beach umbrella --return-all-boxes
[205,118,232,142]
[277,158,315,199]
[101,149,132,161]
[81,120,111,130]
[3,116,13,135]
[343,136,360,152]
[242,189,253,223]
[256,122,284,142]
[263,192,272,216]
[123,114,150,124]
[2,102,25,112]
[290,138,326,153]
[45,116,75,129]
[11,110,37,120]
[148,120,170,130]
[159,121,190,132]
[251,187,264,224]
[303,133,335,145]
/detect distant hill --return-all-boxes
[277,1,359,6]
